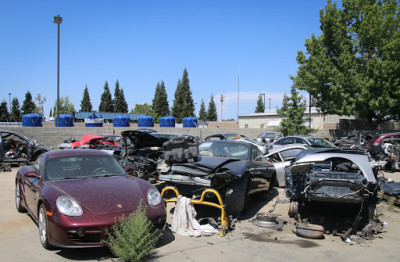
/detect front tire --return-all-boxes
[15,182,26,212]
[38,204,53,249]
[225,175,248,216]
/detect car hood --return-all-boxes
[48,176,149,214]
[121,130,169,149]
[175,156,249,177]
[290,153,376,183]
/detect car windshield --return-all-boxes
[307,138,335,148]
[45,155,127,180]
[199,141,249,160]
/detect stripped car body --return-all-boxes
[158,140,276,215]
[0,130,50,165]
[285,149,379,231]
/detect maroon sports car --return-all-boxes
[15,149,166,249]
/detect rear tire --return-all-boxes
[38,204,53,250]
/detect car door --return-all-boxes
[275,147,306,187]
[23,155,44,219]
[249,145,271,193]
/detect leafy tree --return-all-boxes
[294,0,400,127]
[21,91,36,115]
[152,81,170,123]
[198,99,207,121]
[171,69,195,122]
[114,80,128,113]
[0,100,9,122]
[49,108,52,118]
[53,96,76,116]
[34,94,46,115]
[99,81,114,112]
[277,84,311,136]
[80,85,93,112]
[255,93,265,113]
[11,97,21,121]
[131,103,152,115]
[207,95,218,121]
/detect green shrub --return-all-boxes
[104,203,162,262]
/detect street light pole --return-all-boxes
[53,15,62,127]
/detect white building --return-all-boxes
[238,107,356,130]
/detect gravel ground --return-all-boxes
[1,168,400,262]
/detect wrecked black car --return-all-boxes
[114,130,169,183]
[0,130,50,165]
[285,148,380,234]
[157,140,277,215]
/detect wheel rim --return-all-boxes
[15,183,20,208]
[39,207,47,244]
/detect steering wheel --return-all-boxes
[93,167,108,176]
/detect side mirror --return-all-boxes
[24,171,40,178]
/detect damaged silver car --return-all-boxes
[285,148,380,233]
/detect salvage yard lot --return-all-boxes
[1,168,400,262]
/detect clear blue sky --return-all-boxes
[0,0,329,121]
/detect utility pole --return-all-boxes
[268,98,272,110]
[220,94,224,122]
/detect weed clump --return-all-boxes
[104,203,162,262]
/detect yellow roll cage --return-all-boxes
[160,186,229,237]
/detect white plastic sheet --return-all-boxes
[171,196,219,237]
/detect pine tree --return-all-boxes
[99,81,114,112]
[255,93,265,113]
[277,84,310,136]
[21,91,36,115]
[171,69,195,122]
[80,85,93,112]
[114,80,128,113]
[152,81,170,123]
[207,95,218,121]
[118,88,129,113]
[11,97,21,122]
[0,101,9,122]
[198,99,207,121]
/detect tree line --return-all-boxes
[0,68,220,123]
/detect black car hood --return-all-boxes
[174,156,249,177]
[121,130,169,149]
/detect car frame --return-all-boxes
[15,149,166,249]
[285,148,379,226]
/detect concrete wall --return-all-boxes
[0,125,332,148]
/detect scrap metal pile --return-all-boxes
[333,131,400,171]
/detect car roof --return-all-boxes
[267,144,310,155]
[43,149,111,160]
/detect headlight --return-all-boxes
[56,196,83,216]
[147,187,162,206]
